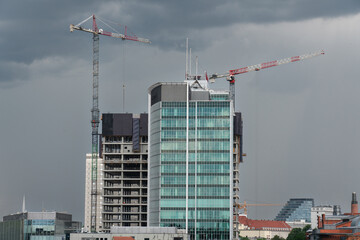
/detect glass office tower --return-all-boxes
[275,198,314,222]
[148,81,234,240]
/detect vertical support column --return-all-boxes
[147,94,151,227]
[185,83,189,234]
[228,78,235,110]
[229,101,234,240]
[194,102,198,239]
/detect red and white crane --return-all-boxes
[208,50,325,105]
[70,14,150,233]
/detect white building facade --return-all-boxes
[310,206,335,229]
[84,154,104,232]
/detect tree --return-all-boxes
[272,235,285,240]
[286,228,306,240]
[302,224,311,232]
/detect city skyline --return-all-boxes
[0,0,360,223]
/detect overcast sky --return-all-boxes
[1,0,360,222]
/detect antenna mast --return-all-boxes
[186,38,189,79]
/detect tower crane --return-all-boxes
[208,50,325,106]
[70,14,150,233]
[234,201,283,215]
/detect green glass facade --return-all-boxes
[0,212,81,240]
[0,220,23,240]
[149,82,233,240]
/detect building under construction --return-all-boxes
[84,113,148,232]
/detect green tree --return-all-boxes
[302,224,311,232]
[240,236,250,240]
[271,235,285,240]
[286,228,306,240]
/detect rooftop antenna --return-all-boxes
[185,38,189,80]
[189,48,192,78]
[22,195,26,213]
[123,84,125,112]
[195,56,198,78]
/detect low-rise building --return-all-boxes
[0,211,81,240]
[237,215,292,239]
[311,205,341,229]
[70,227,188,240]
[310,193,360,240]
[285,219,309,229]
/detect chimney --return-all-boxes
[317,215,322,229]
[351,192,358,215]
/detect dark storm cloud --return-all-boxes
[0,61,28,83]
[1,0,359,65]
[99,0,360,50]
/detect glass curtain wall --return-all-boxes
[160,101,232,240]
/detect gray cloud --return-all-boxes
[1,1,360,65]
[0,61,29,83]
[1,0,360,223]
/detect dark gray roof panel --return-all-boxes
[102,113,133,136]
[102,114,114,136]
[113,114,133,136]
[234,112,242,136]
[140,114,148,136]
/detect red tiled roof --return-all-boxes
[113,237,135,240]
[238,216,292,230]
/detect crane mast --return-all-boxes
[91,25,99,234]
[70,15,150,233]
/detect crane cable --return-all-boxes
[122,40,127,113]
[253,72,259,218]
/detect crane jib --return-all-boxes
[229,67,248,75]
[291,56,300,62]
[261,60,278,69]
